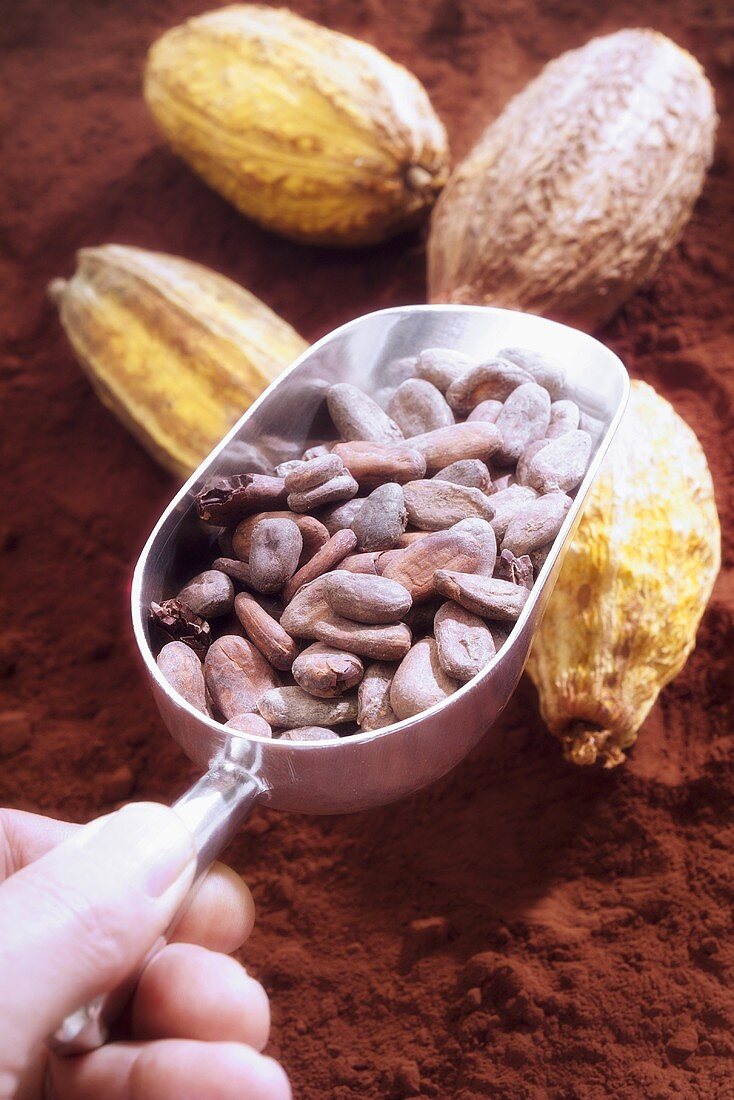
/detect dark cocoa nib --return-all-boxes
[195,474,288,524]
[149,598,211,658]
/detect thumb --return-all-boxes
[0,802,196,1068]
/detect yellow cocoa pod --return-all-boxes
[526,381,720,767]
[428,29,716,328]
[50,244,307,479]
[143,5,449,246]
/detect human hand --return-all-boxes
[0,803,291,1100]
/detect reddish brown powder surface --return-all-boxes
[2,1,734,1096]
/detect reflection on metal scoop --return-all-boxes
[53,305,629,1053]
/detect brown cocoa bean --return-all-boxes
[259,685,358,728]
[434,571,530,621]
[467,399,503,423]
[415,347,477,393]
[278,726,341,741]
[331,441,426,487]
[150,599,211,658]
[232,512,329,563]
[547,399,580,438]
[497,347,566,400]
[396,532,431,547]
[248,517,303,594]
[283,528,357,602]
[516,439,551,485]
[322,572,412,624]
[292,643,364,698]
[381,528,485,603]
[287,468,359,513]
[485,485,538,540]
[434,601,496,682]
[225,713,273,737]
[452,517,497,576]
[357,662,398,731]
[387,379,454,436]
[274,458,306,478]
[337,551,382,575]
[319,498,366,535]
[234,591,299,670]
[204,635,280,720]
[525,430,592,493]
[301,442,332,461]
[351,483,408,551]
[433,459,492,492]
[390,637,458,720]
[195,474,288,524]
[403,479,494,531]
[446,358,533,413]
[501,491,572,555]
[284,453,344,494]
[404,422,501,472]
[327,383,403,443]
[280,577,412,660]
[494,383,551,465]
[212,557,253,587]
[156,641,208,714]
[177,569,235,619]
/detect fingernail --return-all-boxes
[75,803,196,899]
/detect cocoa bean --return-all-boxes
[292,643,364,698]
[467,399,503,423]
[259,686,358,727]
[177,569,235,619]
[322,572,412,624]
[234,591,299,670]
[434,602,496,682]
[387,378,454,436]
[212,557,253,587]
[288,473,359,513]
[525,430,592,493]
[337,552,382,574]
[327,383,403,443]
[404,422,501,472]
[352,483,408,550]
[381,528,485,602]
[434,571,530,621]
[390,637,458,720]
[150,599,211,658]
[196,473,288,524]
[283,528,357,602]
[415,347,477,393]
[452,517,497,576]
[433,459,492,492]
[248,517,303,593]
[501,491,572,556]
[275,458,306,478]
[225,713,273,737]
[204,635,280,720]
[319,498,366,535]
[301,442,332,461]
[494,383,551,465]
[516,439,551,485]
[547,399,580,438]
[403,479,494,531]
[278,726,341,741]
[446,358,533,413]
[156,641,209,714]
[285,453,344,493]
[396,532,431,547]
[233,512,329,563]
[280,577,412,660]
[485,484,538,540]
[497,347,566,400]
[357,661,399,731]
[331,441,426,486]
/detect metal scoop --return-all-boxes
[54,305,629,1053]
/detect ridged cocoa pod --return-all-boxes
[428,30,716,328]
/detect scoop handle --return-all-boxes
[47,754,264,1056]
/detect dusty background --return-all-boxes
[1,0,733,1096]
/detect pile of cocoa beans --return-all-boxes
[151,346,595,741]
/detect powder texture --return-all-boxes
[1,1,733,1097]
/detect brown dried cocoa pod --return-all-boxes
[351,483,408,551]
[232,512,329,562]
[331,441,426,487]
[204,635,280,719]
[496,548,534,590]
[327,383,403,443]
[433,459,492,492]
[524,429,592,493]
[258,685,358,728]
[434,570,530,621]
[278,726,340,741]
[467,399,503,424]
[292,643,364,698]
[195,473,288,524]
[402,479,494,531]
[322,571,412,624]
[319,498,366,535]
[501,491,572,555]
[225,713,273,737]
[387,378,454,436]
[497,347,566,401]
[445,359,533,413]
[452,517,497,576]
[280,577,412,660]
[404,421,501,472]
[434,601,496,682]
[234,591,299,670]
[547,399,580,438]
[415,347,477,393]
[177,569,235,619]
[283,528,357,602]
[494,382,551,466]
[515,439,551,486]
[150,599,211,658]
[381,527,485,602]
[212,557,253,587]
[390,636,458,720]
[156,641,209,714]
[248,517,303,593]
[486,484,538,540]
[357,661,398,731]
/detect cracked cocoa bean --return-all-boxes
[292,643,364,698]
[196,474,288,524]
[150,599,211,659]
